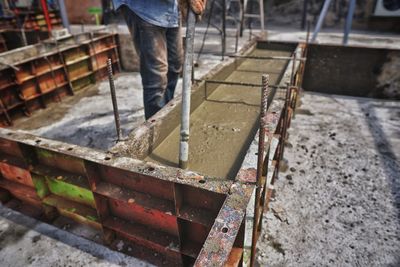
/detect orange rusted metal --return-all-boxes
[0,32,120,126]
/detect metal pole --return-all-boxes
[279,83,292,161]
[107,58,122,142]
[306,20,311,48]
[222,0,227,60]
[250,74,269,267]
[57,0,71,32]
[259,0,265,39]
[179,9,196,169]
[195,0,216,64]
[301,0,309,30]
[311,0,332,43]
[343,0,356,45]
[40,0,53,32]
[290,52,297,86]
[239,0,244,37]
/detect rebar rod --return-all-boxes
[107,58,122,142]
[279,83,292,161]
[250,74,269,267]
[195,78,287,89]
[228,54,306,61]
[291,51,297,86]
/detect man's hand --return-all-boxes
[189,0,207,15]
[179,0,207,20]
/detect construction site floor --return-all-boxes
[257,92,400,266]
[0,27,400,266]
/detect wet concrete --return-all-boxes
[145,48,291,179]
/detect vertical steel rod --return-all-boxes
[279,83,292,161]
[239,0,245,37]
[107,58,122,142]
[301,0,309,30]
[57,0,70,32]
[306,20,311,49]
[343,0,356,45]
[222,0,227,60]
[250,74,269,267]
[311,0,332,42]
[259,0,265,38]
[179,9,196,169]
[290,51,297,86]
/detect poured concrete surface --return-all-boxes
[146,48,290,179]
[257,92,400,266]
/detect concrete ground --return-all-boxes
[1,27,400,266]
[257,93,400,266]
[0,206,153,267]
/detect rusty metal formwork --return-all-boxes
[0,39,306,266]
[0,32,121,126]
[0,10,62,31]
[0,29,55,52]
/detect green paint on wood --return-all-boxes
[31,174,50,199]
[46,177,95,208]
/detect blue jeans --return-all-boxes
[121,6,183,120]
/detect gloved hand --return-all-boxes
[179,0,207,21]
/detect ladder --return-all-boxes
[236,0,265,38]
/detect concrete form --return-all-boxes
[0,30,306,266]
[0,32,120,126]
[0,26,398,267]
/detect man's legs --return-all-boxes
[121,6,168,119]
[165,26,183,103]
